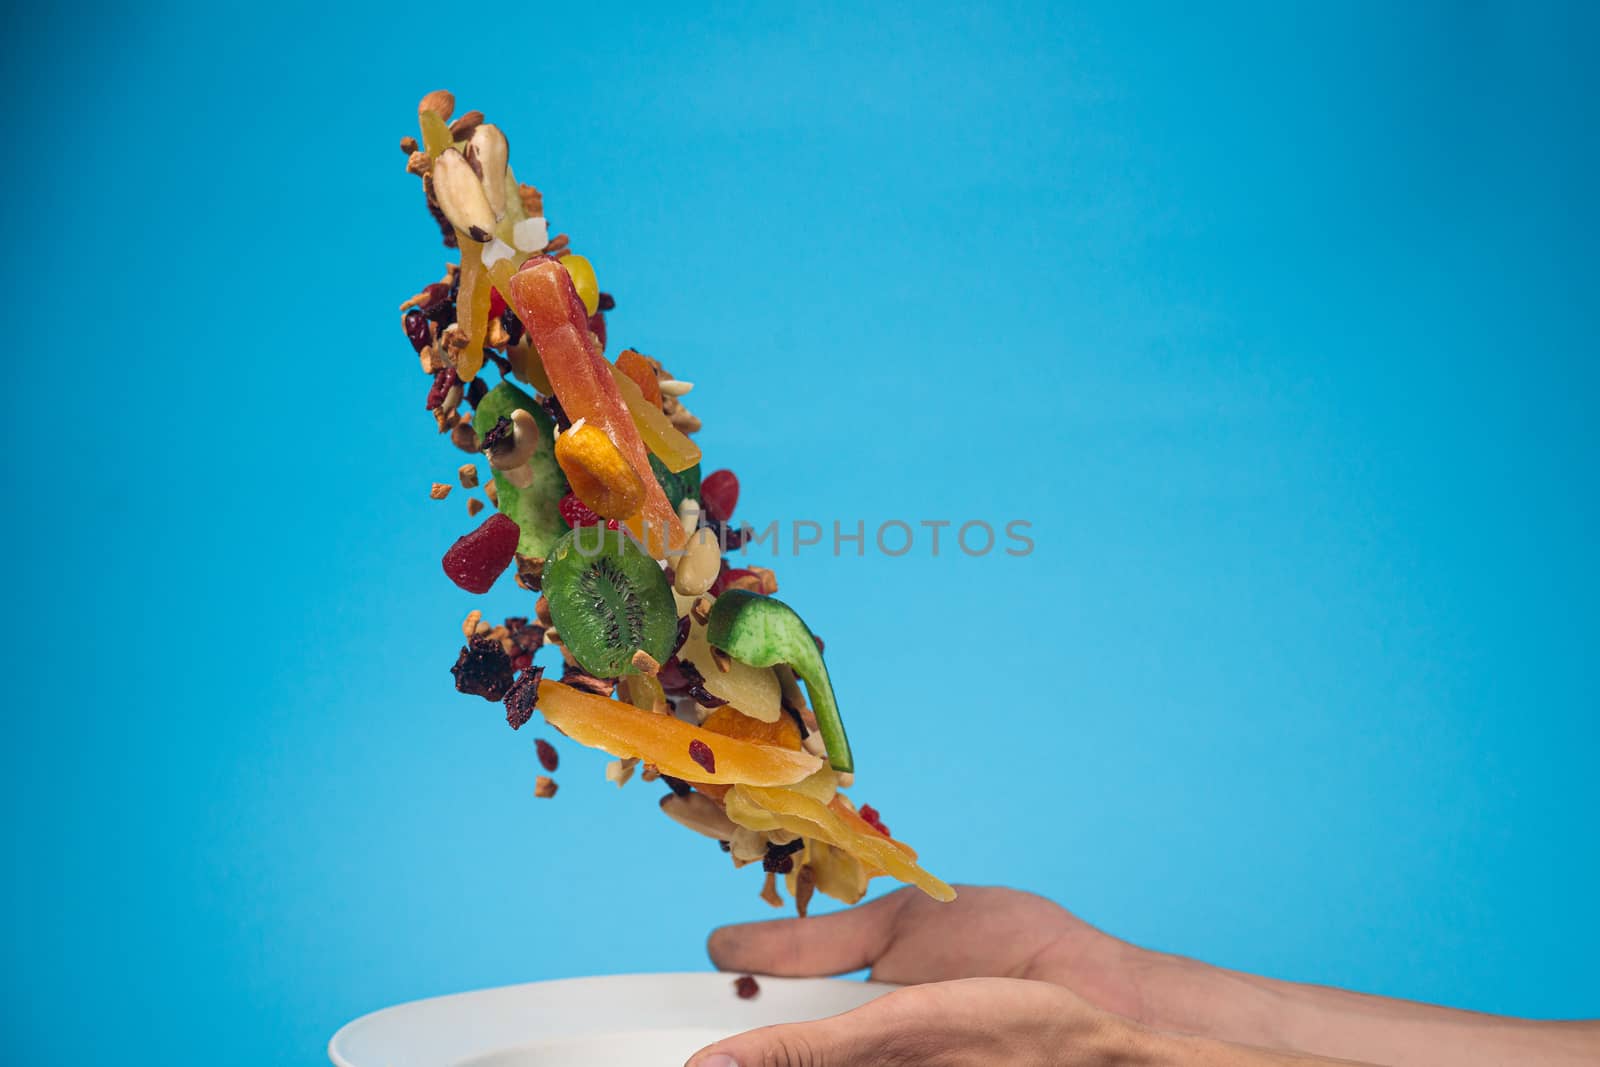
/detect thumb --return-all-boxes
[707,888,909,977]
[685,986,923,1067]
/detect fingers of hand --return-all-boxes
[706,888,910,977]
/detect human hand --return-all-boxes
[704,884,1148,1019]
[684,975,1150,1067]
[682,886,1156,1067]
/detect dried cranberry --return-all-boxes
[500,308,524,346]
[426,367,459,411]
[451,639,515,701]
[688,739,716,774]
[419,281,453,314]
[466,376,488,410]
[558,491,619,530]
[597,292,616,312]
[661,775,693,798]
[700,470,739,522]
[488,287,506,320]
[733,975,760,1000]
[657,656,690,693]
[442,513,522,594]
[588,309,607,350]
[718,839,731,852]
[503,667,544,729]
[404,308,431,352]
[535,738,559,771]
[677,660,727,709]
[859,804,891,837]
[762,838,804,872]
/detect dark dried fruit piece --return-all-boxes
[688,739,716,774]
[452,638,515,701]
[535,738,559,771]
[503,667,545,729]
[733,975,760,1000]
[660,775,693,798]
[442,512,522,593]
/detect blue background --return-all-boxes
[5,1,1596,1062]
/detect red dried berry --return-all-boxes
[488,287,507,320]
[700,470,739,522]
[426,367,459,411]
[733,975,760,1000]
[859,804,891,837]
[404,308,432,353]
[688,739,716,774]
[558,491,620,531]
[656,656,690,693]
[535,738,559,772]
[587,309,607,350]
[442,513,522,594]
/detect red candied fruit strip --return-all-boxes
[442,512,521,594]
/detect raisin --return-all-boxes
[503,667,545,730]
[452,638,515,701]
[733,975,760,1000]
[535,738,559,772]
[688,739,716,774]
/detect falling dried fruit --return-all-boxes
[442,512,522,594]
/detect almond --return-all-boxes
[418,90,455,122]
[467,124,509,221]
[430,149,497,242]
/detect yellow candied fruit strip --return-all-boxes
[726,784,955,902]
[419,110,453,157]
[455,238,491,380]
[536,680,822,786]
[609,365,701,473]
[562,254,600,316]
[554,421,646,520]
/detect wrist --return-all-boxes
[1123,946,1294,1050]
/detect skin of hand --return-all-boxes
[686,885,1600,1067]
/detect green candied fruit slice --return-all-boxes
[706,590,852,773]
[649,453,702,515]
[473,382,568,561]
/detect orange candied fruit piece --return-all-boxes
[616,349,663,407]
[701,706,803,751]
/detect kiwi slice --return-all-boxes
[473,381,569,560]
[542,527,680,678]
[706,590,852,773]
[649,453,701,515]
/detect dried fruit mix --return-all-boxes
[396,92,953,911]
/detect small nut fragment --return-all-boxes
[406,150,431,177]
[485,480,500,507]
[467,124,509,221]
[631,649,661,676]
[418,90,455,121]
[658,379,694,397]
[399,135,419,154]
[534,775,558,798]
[430,148,498,242]
[746,566,779,595]
[660,792,740,840]
[710,646,733,674]
[462,609,483,639]
[640,762,661,782]
[430,482,452,500]
[673,527,723,597]
[467,497,485,517]
[450,420,481,453]
[458,463,480,489]
[606,758,638,787]
[690,596,713,627]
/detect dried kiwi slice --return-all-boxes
[543,527,679,678]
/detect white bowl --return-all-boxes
[329,972,898,1067]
